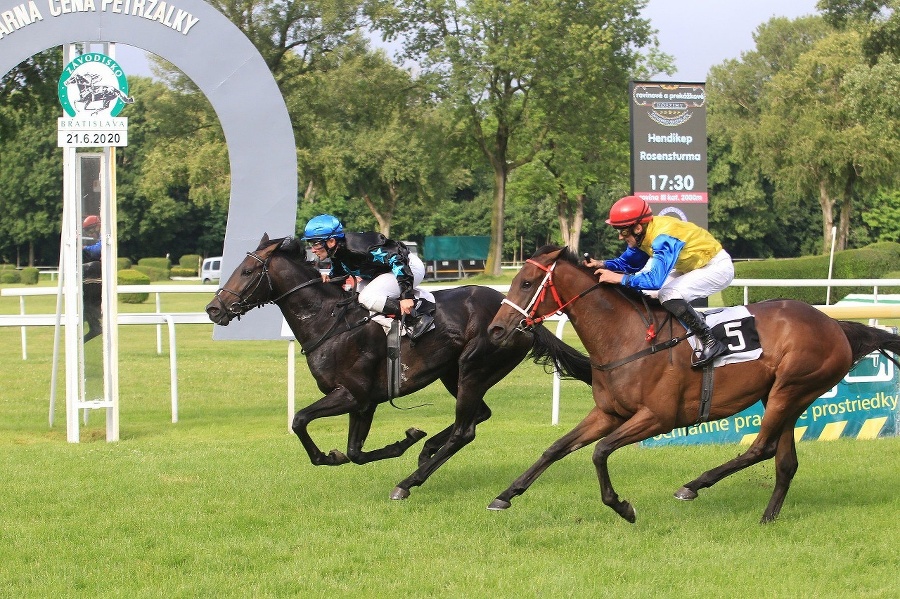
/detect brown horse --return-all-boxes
[206,235,592,500]
[488,245,900,523]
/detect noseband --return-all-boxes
[214,251,274,319]
[501,258,601,331]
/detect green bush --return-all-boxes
[133,265,168,281]
[178,254,201,274]
[117,257,132,270]
[170,267,196,277]
[117,269,150,303]
[0,271,20,284]
[723,242,900,305]
[138,257,171,270]
[19,267,39,285]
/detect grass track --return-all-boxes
[0,283,898,597]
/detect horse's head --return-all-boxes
[65,73,86,86]
[489,245,582,345]
[205,233,286,325]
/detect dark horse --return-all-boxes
[488,245,900,523]
[206,234,592,499]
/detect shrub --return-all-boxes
[117,269,150,303]
[138,257,171,270]
[170,267,196,277]
[117,257,132,270]
[723,242,900,305]
[133,265,168,281]
[179,254,201,274]
[19,267,39,285]
[0,271,20,284]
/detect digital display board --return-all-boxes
[630,81,707,227]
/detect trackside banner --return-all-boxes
[642,350,899,447]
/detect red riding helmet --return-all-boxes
[606,196,652,227]
[83,215,100,228]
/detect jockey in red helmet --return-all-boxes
[584,195,734,367]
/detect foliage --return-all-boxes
[178,254,202,270]
[721,242,900,304]
[0,271,20,284]
[372,0,660,274]
[116,269,150,303]
[19,267,39,285]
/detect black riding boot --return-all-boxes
[662,298,727,367]
[409,299,435,341]
[382,298,434,341]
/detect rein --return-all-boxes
[501,258,602,328]
[505,255,693,371]
[215,248,347,319]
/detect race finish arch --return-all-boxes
[0,0,298,341]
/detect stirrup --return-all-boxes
[691,338,727,368]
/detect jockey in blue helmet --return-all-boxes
[300,214,435,341]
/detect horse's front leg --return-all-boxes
[591,408,665,523]
[292,385,361,466]
[345,408,427,465]
[489,406,618,510]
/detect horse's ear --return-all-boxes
[261,233,270,244]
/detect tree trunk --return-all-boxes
[557,191,585,254]
[818,179,837,254]
[485,166,507,276]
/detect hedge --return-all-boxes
[117,269,150,303]
[178,254,201,274]
[19,267,39,285]
[133,265,168,281]
[0,271,20,284]
[722,242,900,306]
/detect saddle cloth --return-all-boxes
[687,306,763,367]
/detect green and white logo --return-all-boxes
[58,53,134,117]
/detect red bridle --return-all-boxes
[501,258,588,328]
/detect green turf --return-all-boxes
[0,283,897,597]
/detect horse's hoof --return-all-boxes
[621,504,636,524]
[674,486,698,501]
[327,449,350,465]
[390,487,410,500]
[406,428,428,442]
[487,498,511,511]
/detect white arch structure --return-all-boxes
[0,0,298,340]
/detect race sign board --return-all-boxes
[630,81,707,227]
[57,53,131,147]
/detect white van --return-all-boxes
[200,256,222,284]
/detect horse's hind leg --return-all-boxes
[345,409,427,465]
[489,406,621,511]
[760,426,799,523]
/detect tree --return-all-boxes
[372,0,656,274]
[291,42,468,236]
[756,28,900,252]
[0,51,65,266]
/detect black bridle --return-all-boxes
[214,249,338,320]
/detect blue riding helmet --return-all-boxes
[302,214,345,241]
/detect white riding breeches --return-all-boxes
[357,253,432,312]
[656,249,735,304]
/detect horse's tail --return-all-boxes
[838,320,900,369]
[528,325,593,385]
